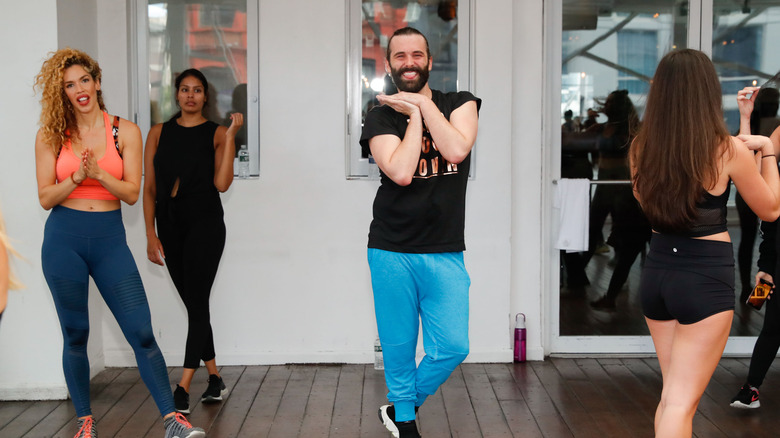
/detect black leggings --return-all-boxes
[748,292,780,388]
[157,195,225,369]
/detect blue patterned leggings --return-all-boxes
[42,206,174,417]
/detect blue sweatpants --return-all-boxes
[41,206,175,417]
[368,248,470,422]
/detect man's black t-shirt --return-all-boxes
[360,90,481,253]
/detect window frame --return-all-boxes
[546,0,703,355]
[131,0,261,177]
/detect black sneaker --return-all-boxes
[730,384,760,409]
[378,405,421,438]
[174,384,190,414]
[201,374,228,403]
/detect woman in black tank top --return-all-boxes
[142,69,243,415]
[631,49,780,437]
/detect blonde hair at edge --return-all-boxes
[0,208,22,291]
[33,47,106,156]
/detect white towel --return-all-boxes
[554,178,590,252]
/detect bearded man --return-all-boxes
[360,26,481,438]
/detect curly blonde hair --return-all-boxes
[34,48,105,155]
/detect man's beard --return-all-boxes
[390,65,429,93]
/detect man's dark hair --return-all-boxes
[386,27,431,61]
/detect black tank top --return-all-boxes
[154,119,220,203]
[683,184,730,237]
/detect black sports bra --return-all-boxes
[682,184,730,237]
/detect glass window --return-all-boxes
[712,4,780,337]
[346,0,471,179]
[713,6,780,134]
[138,0,258,176]
[618,30,658,95]
[559,1,687,337]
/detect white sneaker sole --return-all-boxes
[730,399,760,409]
[378,405,400,438]
[201,387,228,403]
[172,431,205,438]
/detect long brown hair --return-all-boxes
[33,48,106,156]
[630,49,731,232]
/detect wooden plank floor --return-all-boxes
[2,359,780,437]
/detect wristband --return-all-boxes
[762,154,776,159]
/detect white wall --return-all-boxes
[58,0,97,53]
[0,0,546,400]
[511,0,545,361]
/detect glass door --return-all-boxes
[552,0,694,353]
[712,1,780,354]
[551,0,780,354]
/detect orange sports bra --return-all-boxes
[56,112,123,201]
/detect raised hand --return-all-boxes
[392,91,428,108]
[377,93,420,117]
[81,148,103,180]
[227,112,244,137]
[737,86,760,121]
[71,162,87,184]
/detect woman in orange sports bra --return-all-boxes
[34,48,205,438]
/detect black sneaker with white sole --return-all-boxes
[730,384,760,409]
[201,374,228,403]
[378,404,421,438]
[173,384,190,415]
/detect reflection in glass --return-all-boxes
[148,2,248,159]
[713,4,780,336]
[713,5,780,134]
[559,1,686,336]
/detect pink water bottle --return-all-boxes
[514,313,526,363]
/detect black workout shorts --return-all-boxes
[639,233,735,325]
